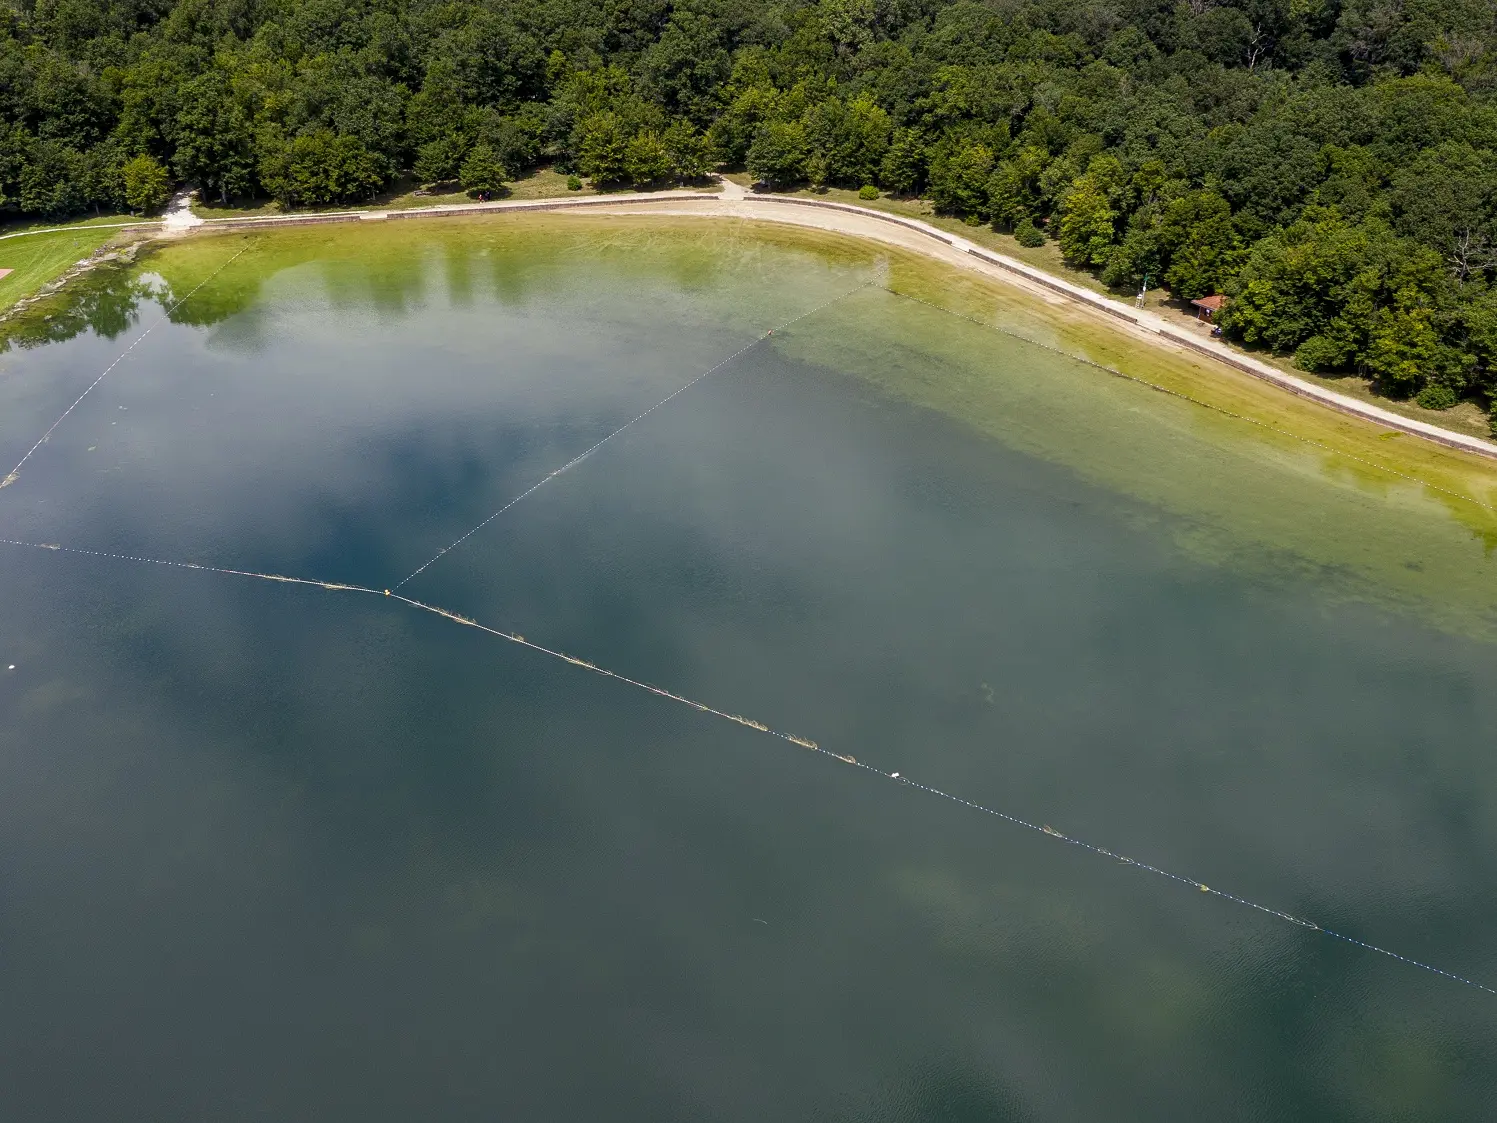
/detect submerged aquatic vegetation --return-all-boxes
[23,212,1497,641]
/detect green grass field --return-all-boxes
[0,221,137,309]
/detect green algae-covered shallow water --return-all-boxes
[1,216,1494,1121]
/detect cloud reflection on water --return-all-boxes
[0,224,1494,1122]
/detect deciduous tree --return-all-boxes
[578,112,630,185]
[625,130,671,186]
[122,153,170,213]
[459,143,506,198]
[928,142,992,218]
[746,121,807,188]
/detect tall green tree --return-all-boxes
[577,112,630,185]
[879,129,926,195]
[122,153,170,213]
[746,122,808,188]
[414,135,467,184]
[459,143,505,198]
[928,142,993,218]
[172,71,256,205]
[988,146,1048,228]
[259,129,384,208]
[625,130,671,186]
[803,95,891,188]
[1058,174,1118,266]
[1363,294,1466,396]
[662,120,712,180]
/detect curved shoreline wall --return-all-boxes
[739,195,1497,462]
[31,187,1497,462]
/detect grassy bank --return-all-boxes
[0,218,144,310]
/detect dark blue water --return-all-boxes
[1,225,1493,1121]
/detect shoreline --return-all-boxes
[11,201,1497,640]
[10,181,1496,461]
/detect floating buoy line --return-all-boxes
[0,531,1491,998]
[2,240,253,490]
[1,255,1490,997]
[393,275,883,588]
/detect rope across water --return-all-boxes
[1,533,1491,998]
[393,276,882,588]
[2,241,252,489]
[2,253,1489,998]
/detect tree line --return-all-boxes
[2,0,1496,421]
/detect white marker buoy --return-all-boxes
[891,772,900,778]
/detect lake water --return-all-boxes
[1,218,1494,1121]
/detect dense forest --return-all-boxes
[2,0,1496,418]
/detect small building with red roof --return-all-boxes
[1190,294,1227,321]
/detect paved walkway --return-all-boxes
[9,179,1493,459]
[162,190,205,232]
[622,190,1497,461]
